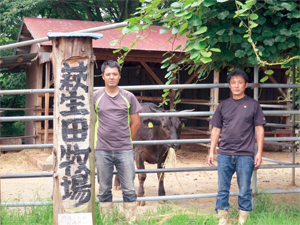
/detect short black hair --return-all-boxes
[101,60,121,73]
[227,68,249,83]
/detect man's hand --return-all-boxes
[208,126,221,167]
[254,125,264,170]
[208,152,215,166]
[254,152,262,170]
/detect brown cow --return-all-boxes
[114,102,188,206]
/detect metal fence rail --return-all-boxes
[1,137,299,151]
[1,78,299,208]
[2,163,300,180]
[2,189,300,207]
[0,83,299,95]
[1,110,300,122]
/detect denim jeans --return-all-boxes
[95,149,137,202]
[215,154,254,212]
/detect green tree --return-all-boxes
[0,71,26,136]
[114,0,299,106]
[0,0,143,136]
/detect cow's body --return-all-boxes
[114,102,185,206]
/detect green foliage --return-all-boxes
[112,0,299,106]
[121,0,299,69]
[0,71,26,136]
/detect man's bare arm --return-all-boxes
[208,126,221,166]
[255,125,265,169]
[130,112,141,139]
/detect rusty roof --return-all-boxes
[22,17,186,52]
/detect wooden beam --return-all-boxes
[258,100,292,103]
[170,79,176,110]
[44,62,50,152]
[267,74,286,98]
[285,75,291,124]
[16,56,24,63]
[140,61,164,85]
[0,135,38,140]
[93,49,186,63]
[209,71,219,140]
[38,94,55,97]
[0,107,40,111]
[15,46,31,52]
[38,129,53,134]
[213,71,219,111]
[8,56,25,70]
[178,71,198,93]
[260,67,287,98]
[36,64,43,145]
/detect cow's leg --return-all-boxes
[113,174,121,190]
[136,154,146,206]
[157,154,168,204]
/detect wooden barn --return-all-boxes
[0,17,295,149]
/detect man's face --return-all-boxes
[102,66,121,87]
[229,75,248,98]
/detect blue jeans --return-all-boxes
[216,154,254,212]
[95,150,137,202]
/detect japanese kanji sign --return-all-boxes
[51,36,96,225]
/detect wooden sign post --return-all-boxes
[50,33,102,225]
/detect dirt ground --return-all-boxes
[1,148,299,213]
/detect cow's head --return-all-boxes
[143,117,184,149]
[143,106,189,149]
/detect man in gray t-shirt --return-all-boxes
[208,68,265,225]
[94,60,141,222]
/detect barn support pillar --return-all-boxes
[209,70,219,136]
[291,63,296,186]
[44,62,51,153]
[50,33,101,224]
[252,64,259,208]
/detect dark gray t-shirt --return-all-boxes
[94,88,142,151]
[210,95,266,156]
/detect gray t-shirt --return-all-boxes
[210,95,266,156]
[94,88,142,151]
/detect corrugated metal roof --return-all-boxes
[23,17,185,52]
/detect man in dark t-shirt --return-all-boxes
[208,68,266,225]
[94,60,142,222]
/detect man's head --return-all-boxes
[227,68,249,83]
[101,60,121,74]
[101,60,121,88]
[227,68,249,99]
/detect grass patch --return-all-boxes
[1,204,53,225]
[1,194,299,224]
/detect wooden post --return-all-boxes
[209,71,219,118]
[170,79,176,110]
[44,62,50,153]
[51,35,96,224]
[285,75,291,125]
[209,71,219,153]
[36,64,43,144]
